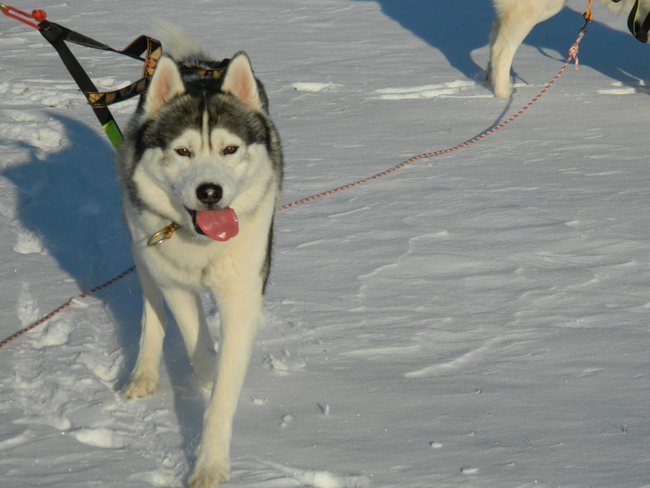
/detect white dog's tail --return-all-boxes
[152,19,213,62]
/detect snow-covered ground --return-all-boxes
[1,0,649,486]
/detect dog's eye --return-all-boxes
[175,147,191,157]
[223,145,239,156]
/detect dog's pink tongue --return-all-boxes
[196,208,239,242]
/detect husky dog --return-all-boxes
[117,25,282,487]
[487,0,648,97]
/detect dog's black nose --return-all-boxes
[196,183,223,205]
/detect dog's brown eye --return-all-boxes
[175,147,191,157]
[223,145,239,155]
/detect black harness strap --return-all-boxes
[84,35,162,109]
[4,8,229,149]
[39,20,123,147]
[37,19,162,148]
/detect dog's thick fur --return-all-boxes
[117,24,282,487]
[487,0,648,97]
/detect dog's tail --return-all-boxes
[152,19,214,63]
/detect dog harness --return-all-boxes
[1,4,162,149]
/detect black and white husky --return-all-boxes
[487,0,648,98]
[117,24,282,487]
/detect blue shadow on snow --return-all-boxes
[2,113,131,290]
[352,0,650,89]
[2,111,205,465]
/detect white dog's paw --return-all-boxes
[122,374,158,399]
[187,462,230,487]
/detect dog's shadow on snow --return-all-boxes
[3,113,130,290]
[3,112,206,462]
[353,0,650,91]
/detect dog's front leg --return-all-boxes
[489,0,569,97]
[123,255,168,399]
[489,8,531,98]
[188,276,264,488]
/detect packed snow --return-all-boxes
[1,0,649,487]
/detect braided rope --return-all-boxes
[0,30,586,351]
[0,267,136,350]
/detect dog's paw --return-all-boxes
[122,374,158,399]
[187,463,230,487]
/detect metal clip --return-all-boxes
[147,222,179,247]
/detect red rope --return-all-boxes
[0,29,587,351]
[0,267,135,350]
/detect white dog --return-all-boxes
[487,0,649,97]
[118,24,283,487]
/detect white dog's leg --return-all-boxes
[123,256,168,399]
[188,271,264,487]
[161,287,218,389]
[488,0,569,97]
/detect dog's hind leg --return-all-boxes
[123,256,168,399]
[161,287,218,390]
[488,0,568,97]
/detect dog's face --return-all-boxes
[128,52,278,241]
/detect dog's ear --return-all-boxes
[144,55,185,116]
[221,52,263,112]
